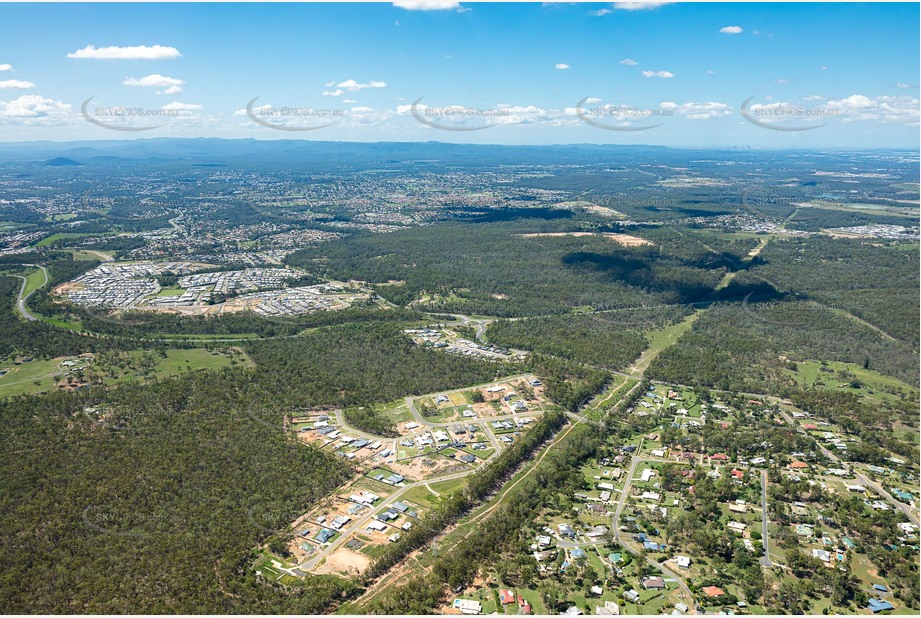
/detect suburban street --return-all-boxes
[759,469,773,568]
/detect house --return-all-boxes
[366,521,387,532]
[537,535,552,547]
[710,453,728,462]
[650,448,667,458]
[867,599,894,613]
[845,483,866,493]
[789,461,810,470]
[595,601,620,615]
[598,482,616,491]
[642,577,666,590]
[872,584,888,593]
[599,490,612,502]
[391,501,409,513]
[730,469,745,480]
[640,469,656,482]
[590,585,604,596]
[675,555,691,569]
[729,502,748,514]
[563,607,582,616]
[499,589,515,605]
[388,533,401,543]
[518,596,532,614]
[570,548,586,560]
[643,541,663,551]
[812,549,831,563]
[405,421,420,430]
[330,515,351,530]
[434,394,449,404]
[727,521,747,533]
[459,453,476,463]
[702,586,725,598]
[558,523,576,539]
[316,528,335,543]
[675,602,689,613]
[453,598,482,615]
[586,525,608,540]
[624,589,640,603]
[640,491,661,502]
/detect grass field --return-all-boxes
[781,359,919,406]
[34,232,91,247]
[0,348,248,398]
[629,311,700,376]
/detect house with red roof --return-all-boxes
[710,453,728,462]
[731,469,745,480]
[702,586,725,598]
[499,589,515,605]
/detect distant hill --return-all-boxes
[43,157,82,167]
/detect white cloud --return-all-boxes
[0,79,35,89]
[329,79,387,94]
[613,2,675,10]
[590,8,612,17]
[706,69,716,75]
[584,97,603,104]
[393,1,462,10]
[555,63,570,70]
[802,95,826,101]
[619,58,638,66]
[343,99,358,104]
[659,100,731,119]
[896,82,912,89]
[819,66,828,70]
[720,26,744,34]
[350,106,375,114]
[66,44,182,60]
[0,64,12,71]
[123,74,185,95]
[160,101,201,112]
[0,94,71,118]
[642,70,674,78]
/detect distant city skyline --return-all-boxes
[0,1,918,147]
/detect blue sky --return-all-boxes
[0,1,917,146]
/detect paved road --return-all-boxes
[12,264,48,321]
[610,453,698,613]
[774,407,920,527]
[759,469,773,567]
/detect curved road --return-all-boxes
[12,264,48,321]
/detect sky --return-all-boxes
[0,1,918,147]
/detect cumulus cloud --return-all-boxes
[123,74,185,95]
[642,70,674,78]
[160,101,201,112]
[0,94,71,118]
[555,63,570,70]
[821,94,919,124]
[720,25,744,34]
[324,79,387,96]
[0,79,35,89]
[67,44,182,60]
[659,100,732,119]
[619,58,638,66]
[393,1,462,10]
[0,64,12,71]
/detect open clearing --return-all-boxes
[518,232,653,246]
